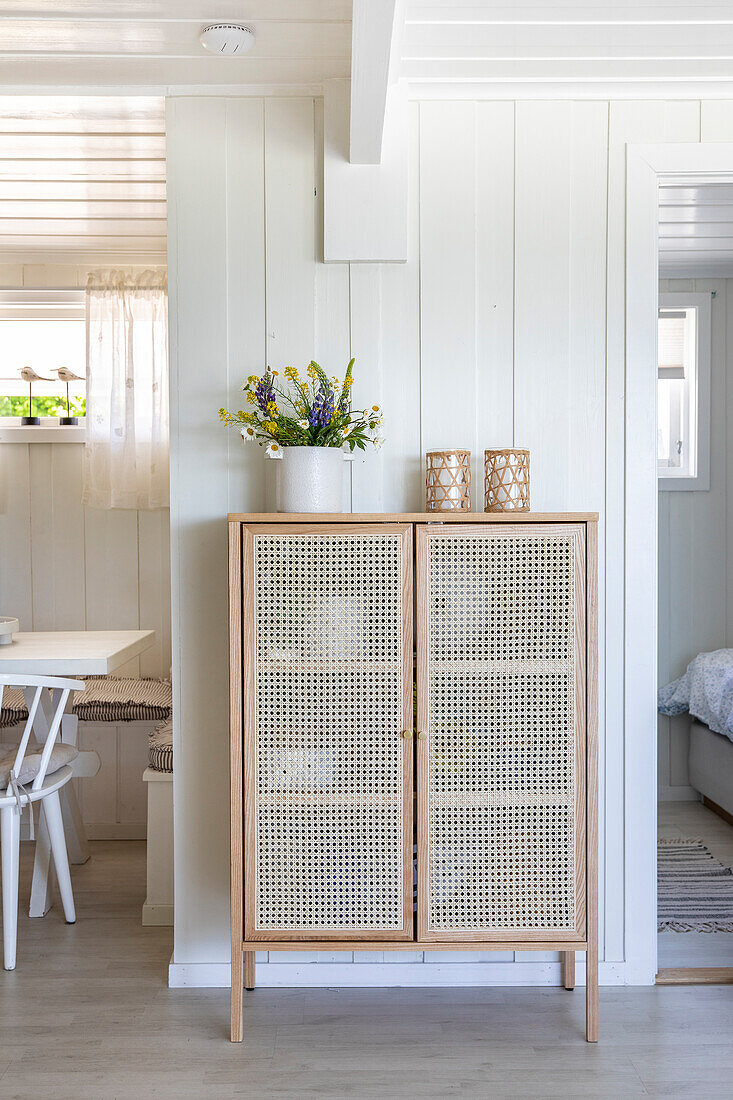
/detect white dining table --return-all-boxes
[0,629,155,916]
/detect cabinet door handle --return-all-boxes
[402,729,412,740]
[417,731,428,741]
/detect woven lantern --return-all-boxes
[425,449,471,512]
[484,448,530,512]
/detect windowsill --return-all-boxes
[0,423,85,443]
[658,475,710,492]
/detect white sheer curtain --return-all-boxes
[82,270,169,510]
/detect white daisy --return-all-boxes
[297,419,309,429]
[266,441,281,455]
[241,426,256,441]
[373,437,385,451]
[343,425,352,437]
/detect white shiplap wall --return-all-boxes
[0,263,171,679]
[167,95,733,988]
[658,276,733,800]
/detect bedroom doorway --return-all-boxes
[655,173,733,981]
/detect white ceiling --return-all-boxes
[3,1,733,94]
[0,1,351,90]
[659,183,733,277]
[0,96,166,262]
[403,2,733,97]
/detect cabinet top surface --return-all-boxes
[228,511,598,524]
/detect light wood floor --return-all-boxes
[3,841,733,1097]
[658,800,733,969]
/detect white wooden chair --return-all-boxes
[0,673,82,970]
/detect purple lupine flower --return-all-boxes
[254,374,275,412]
[309,383,335,428]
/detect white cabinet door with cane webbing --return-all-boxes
[416,523,587,943]
[241,523,414,941]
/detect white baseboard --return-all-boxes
[169,959,627,989]
[142,902,174,926]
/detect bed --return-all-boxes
[659,649,733,821]
[689,720,733,821]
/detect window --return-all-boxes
[657,291,711,491]
[0,290,86,424]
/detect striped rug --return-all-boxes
[658,839,733,932]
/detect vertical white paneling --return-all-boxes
[77,722,117,825]
[265,98,317,370]
[313,97,352,510]
[264,97,317,509]
[138,507,171,678]
[475,102,515,459]
[0,443,32,628]
[225,98,267,515]
[419,102,479,505]
[606,100,700,965]
[167,95,231,965]
[84,506,140,676]
[514,102,572,510]
[350,101,423,512]
[117,724,149,825]
[29,443,86,631]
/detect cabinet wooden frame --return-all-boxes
[240,522,414,944]
[229,513,599,1044]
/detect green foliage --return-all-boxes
[0,394,86,418]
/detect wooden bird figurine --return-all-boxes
[19,366,52,425]
[56,366,85,426]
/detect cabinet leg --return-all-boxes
[244,951,256,991]
[562,951,575,990]
[231,946,244,1043]
[586,948,598,1043]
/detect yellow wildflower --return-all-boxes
[284,366,299,382]
[246,392,256,405]
[247,374,259,384]
[267,401,279,416]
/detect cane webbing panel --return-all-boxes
[426,531,578,932]
[252,532,404,932]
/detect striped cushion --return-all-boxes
[148,717,173,773]
[72,678,172,722]
[1,679,172,726]
[0,687,28,729]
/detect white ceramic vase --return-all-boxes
[267,446,350,513]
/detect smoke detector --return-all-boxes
[199,24,255,55]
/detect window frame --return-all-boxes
[0,288,87,442]
[657,290,711,492]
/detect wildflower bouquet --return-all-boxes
[218,358,383,454]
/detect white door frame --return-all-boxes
[625,142,733,984]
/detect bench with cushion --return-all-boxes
[0,677,172,727]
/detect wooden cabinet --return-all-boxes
[229,513,598,1043]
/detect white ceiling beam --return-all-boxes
[349,0,405,164]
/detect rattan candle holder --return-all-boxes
[425,449,471,512]
[484,448,530,512]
